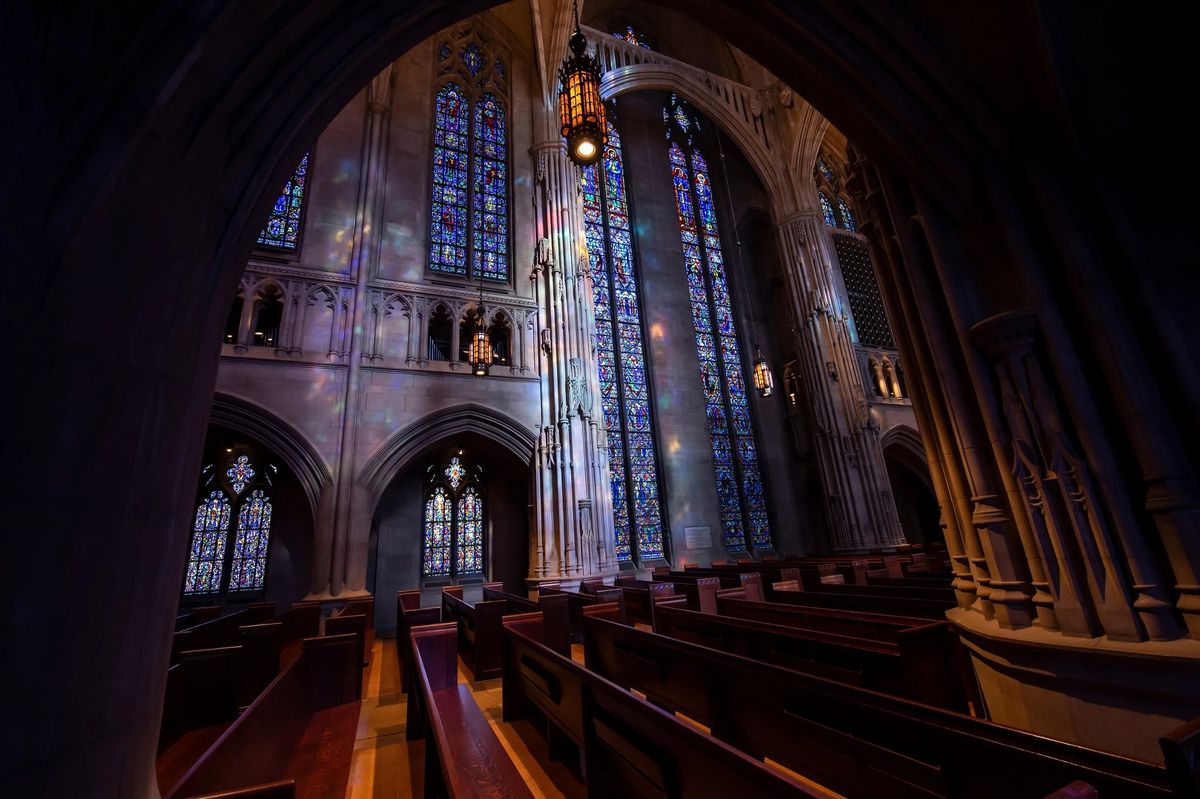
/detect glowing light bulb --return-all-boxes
[576,140,596,160]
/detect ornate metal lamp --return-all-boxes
[752,344,774,397]
[558,1,606,166]
[468,282,491,377]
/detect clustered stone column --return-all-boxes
[529,139,617,579]
[773,211,906,551]
[849,149,1196,640]
[310,66,394,598]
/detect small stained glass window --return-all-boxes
[439,42,451,61]
[460,42,483,76]
[226,454,255,495]
[837,196,857,232]
[817,157,837,186]
[257,153,309,249]
[422,452,487,579]
[818,191,838,227]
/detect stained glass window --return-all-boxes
[257,153,309,249]
[429,82,470,275]
[817,157,837,186]
[818,191,838,228]
[421,453,487,579]
[613,25,651,49]
[471,94,509,281]
[226,454,255,495]
[837,196,857,232]
[456,487,484,575]
[229,489,272,591]
[182,451,277,597]
[184,491,231,594]
[428,40,510,282]
[665,97,771,551]
[582,118,666,563]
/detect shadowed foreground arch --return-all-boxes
[0,1,1192,794]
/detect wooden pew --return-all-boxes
[279,602,322,667]
[158,645,243,789]
[441,585,570,680]
[614,577,678,624]
[710,582,953,620]
[396,590,441,696]
[171,604,278,664]
[409,623,534,798]
[482,582,571,654]
[185,780,296,799]
[538,582,628,640]
[652,601,968,711]
[500,610,834,798]
[582,615,1173,799]
[166,634,361,799]
[326,598,371,676]
[1160,714,1200,797]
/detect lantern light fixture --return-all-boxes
[469,281,491,377]
[752,344,774,397]
[558,0,606,166]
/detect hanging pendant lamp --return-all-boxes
[752,343,774,397]
[469,282,491,377]
[558,1,606,166]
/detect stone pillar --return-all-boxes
[774,212,904,550]
[324,66,392,597]
[529,140,616,578]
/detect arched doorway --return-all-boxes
[881,436,940,545]
[368,434,530,635]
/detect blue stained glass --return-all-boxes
[257,153,309,249]
[613,26,652,49]
[582,119,665,562]
[422,486,452,576]
[817,157,836,186]
[472,94,508,280]
[229,489,271,591]
[184,491,231,594]
[460,42,483,75]
[818,190,838,228]
[837,196,857,232]
[456,487,484,574]
[667,112,772,551]
[429,83,469,275]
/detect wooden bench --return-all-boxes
[500,610,834,798]
[396,589,442,696]
[409,623,534,798]
[326,598,372,676]
[166,633,361,799]
[581,614,1175,799]
[711,583,954,620]
[614,577,679,624]
[441,585,569,680]
[538,582,628,640]
[652,601,969,711]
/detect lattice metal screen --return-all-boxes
[833,234,895,349]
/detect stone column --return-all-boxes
[529,140,616,578]
[323,66,392,597]
[774,212,904,550]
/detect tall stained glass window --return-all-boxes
[183,452,277,597]
[818,191,838,228]
[428,33,509,281]
[582,116,666,563]
[257,153,309,249]
[421,451,486,579]
[664,95,771,552]
[836,196,857,232]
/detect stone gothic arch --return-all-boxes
[358,403,536,507]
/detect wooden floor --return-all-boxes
[344,637,587,799]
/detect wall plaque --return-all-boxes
[684,526,712,550]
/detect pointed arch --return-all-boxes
[359,403,536,505]
[209,392,332,516]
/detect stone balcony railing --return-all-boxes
[856,344,909,404]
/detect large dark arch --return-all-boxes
[1,2,1188,795]
[209,392,332,515]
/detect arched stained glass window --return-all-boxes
[837,196,857,232]
[257,153,309,250]
[185,491,231,595]
[229,489,272,591]
[582,117,666,563]
[428,33,510,282]
[471,94,509,281]
[182,450,278,598]
[429,82,470,276]
[665,95,771,552]
[818,191,838,228]
[456,487,484,575]
[817,157,837,187]
[423,486,453,577]
[421,451,486,580]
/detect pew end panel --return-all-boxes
[1160,714,1200,798]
